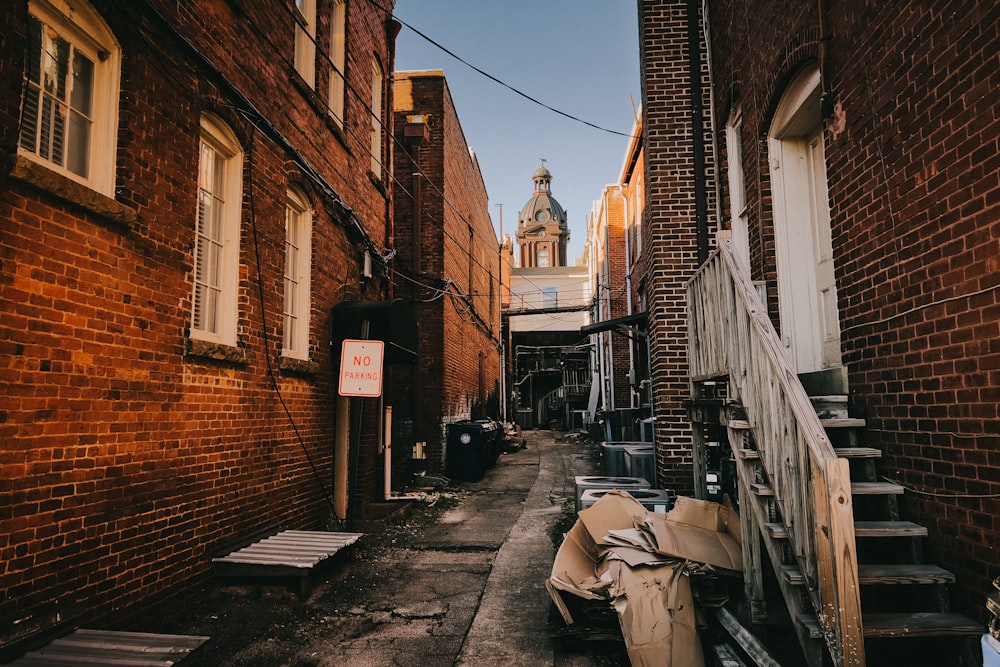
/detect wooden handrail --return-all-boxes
[687,239,864,666]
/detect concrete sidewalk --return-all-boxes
[150,429,629,666]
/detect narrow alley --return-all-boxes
[147,431,630,666]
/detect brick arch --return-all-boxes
[759,28,820,138]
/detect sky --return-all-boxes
[392,1,641,264]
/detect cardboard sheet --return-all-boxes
[547,491,736,667]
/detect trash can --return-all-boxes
[473,419,500,469]
[446,421,489,482]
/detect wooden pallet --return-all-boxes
[4,629,208,666]
[212,529,362,598]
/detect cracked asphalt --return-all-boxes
[150,430,630,666]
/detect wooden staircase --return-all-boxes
[686,239,983,665]
[719,392,982,665]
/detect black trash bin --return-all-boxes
[446,421,489,482]
[474,419,500,468]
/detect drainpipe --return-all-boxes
[818,0,835,120]
[687,0,708,265]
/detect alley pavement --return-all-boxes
[151,429,630,666]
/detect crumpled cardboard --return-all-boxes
[548,490,742,666]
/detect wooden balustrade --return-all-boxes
[687,239,864,666]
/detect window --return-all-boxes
[328,0,346,126]
[192,115,243,346]
[542,286,558,309]
[293,0,316,86]
[537,246,550,268]
[726,105,750,274]
[370,56,383,175]
[19,0,120,196]
[283,187,312,359]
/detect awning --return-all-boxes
[580,311,648,337]
[330,300,418,364]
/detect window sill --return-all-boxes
[278,355,319,376]
[6,154,137,229]
[186,337,248,365]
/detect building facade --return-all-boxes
[639,0,998,650]
[1,0,397,644]
[391,70,502,474]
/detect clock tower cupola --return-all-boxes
[515,164,569,267]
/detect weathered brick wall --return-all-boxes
[638,1,717,496]
[706,0,999,620]
[0,0,394,642]
[391,72,500,474]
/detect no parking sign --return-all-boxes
[338,339,384,397]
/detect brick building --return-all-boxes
[1,0,399,645]
[585,185,634,414]
[639,0,997,660]
[391,70,502,474]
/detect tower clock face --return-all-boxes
[534,210,550,223]
[537,230,546,237]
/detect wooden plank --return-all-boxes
[7,630,208,667]
[850,482,904,496]
[782,563,956,586]
[859,613,984,638]
[831,447,882,459]
[766,521,928,539]
[817,418,867,429]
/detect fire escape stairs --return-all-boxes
[725,393,983,665]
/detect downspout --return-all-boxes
[687,0,708,265]
[818,0,835,120]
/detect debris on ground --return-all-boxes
[547,491,742,667]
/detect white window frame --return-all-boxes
[537,246,550,268]
[191,115,243,346]
[726,104,750,276]
[19,0,120,197]
[370,56,383,175]
[283,187,312,360]
[293,0,316,87]
[328,0,347,126]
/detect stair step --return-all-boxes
[751,481,903,497]
[819,417,867,429]
[832,447,882,459]
[799,612,984,639]
[764,521,928,540]
[781,563,956,586]
[737,446,879,462]
[849,481,904,495]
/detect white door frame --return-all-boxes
[768,66,842,373]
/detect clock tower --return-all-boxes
[515,165,570,267]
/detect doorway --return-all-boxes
[767,66,842,373]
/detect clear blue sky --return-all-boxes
[393,1,640,264]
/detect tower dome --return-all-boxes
[515,164,570,267]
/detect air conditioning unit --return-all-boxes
[625,446,657,488]
[579,488,672,514]
[639,417,656,443]
[574,476,651,512]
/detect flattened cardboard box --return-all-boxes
[548,491,740,666]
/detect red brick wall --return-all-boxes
[638,1,718,495]
[0,0,394,643]
[392,72,501,474]
[705,0,999,620]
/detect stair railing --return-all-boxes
[687,237,864,667]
